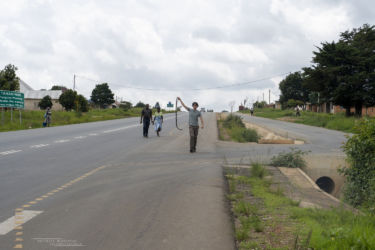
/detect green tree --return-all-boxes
[120,101,132,110]
[135,101,146,108]
[303,24,375,116]
[340,119,375,207]
[38,95,53,110]
[253,101,267,108]
[75,94,89,112]
[90,83,115,108]
[279,72,309,106]
[51,85,68,92]
[0,64,20,91]
[59,89,77,111]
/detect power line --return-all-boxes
[74,71,291,91]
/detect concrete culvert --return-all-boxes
[316,176,335,194]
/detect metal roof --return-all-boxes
[19,79,62,100]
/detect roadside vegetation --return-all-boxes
[225,163,375,249]
[0,108,145,132]
[240,108,362,133]
[270,148,309,168]
[218,114,260,143]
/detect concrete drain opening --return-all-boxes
[316,176,335,194]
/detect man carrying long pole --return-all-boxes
[177,97,204,153]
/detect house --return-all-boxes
[20,80,63,111]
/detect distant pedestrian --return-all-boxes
[250,107,254,116]
[153,107,163,137]
[140,104,153,137]
[44,107,52,127]
[295,106,301,117]
[177,97,204,153]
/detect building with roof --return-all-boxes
[19,80,63,111]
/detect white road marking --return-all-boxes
[88,133,98,136]
[30,144,49,149]
[103,124,138,133]
[0,150,22,156]
[0,210,43,235]
[54,139,70,143]
[74,136,87,139]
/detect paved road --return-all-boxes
[0,113,234,250]
[218,113,349,165]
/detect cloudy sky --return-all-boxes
[0,0,374,110]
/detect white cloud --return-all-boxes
[0,0,373,110]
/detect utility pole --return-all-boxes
[263,93,264,102]
[269,89,271,104]
[73,74,76,91]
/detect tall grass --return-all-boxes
[222,114,260,142]
[0,108,145,132]
[240,108,367,133]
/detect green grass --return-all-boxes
[225,164,375,249]
[0,108,150,132]
[220,114,260,142]
[240,108,370,133]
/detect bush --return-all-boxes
[38,95,53,110]
[340,119,375,207]
[271,148,308,168]
[251,163,267,179]
[223,114,244,129]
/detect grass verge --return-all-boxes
[224,164,375,249]
[240,108,371,133]
[0,108,151,132]
[218,114,260,143]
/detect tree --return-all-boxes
[340,120,375,206]
[51,85,68,92]
[303,24,375,116]
[90,83,115,108]
[120,101,133,110]
[75,94,89,112]
[59,89,77,111]
[0,64,20,91]
[135,101,146,108]
[38,95,53,110]
[279,72,309,106]
[253,101,267,108]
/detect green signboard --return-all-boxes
[167,101,174,108]
[0,90,24,108]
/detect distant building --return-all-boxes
[20,80,63,111]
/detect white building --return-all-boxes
[20,80,63,111]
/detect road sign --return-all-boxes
[167,102,174,108]
[0,90,24,108]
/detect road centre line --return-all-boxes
[30,144,49,149]
[54,139,70,143]
[0,150,22,156]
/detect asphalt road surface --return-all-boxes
[218,113,349,165]
[0,113,234,250]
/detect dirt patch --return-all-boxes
[277,117,298,122]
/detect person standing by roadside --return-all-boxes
[153,106,163,136]
[177,97,204,153]
[140,104,153,138]
[44,107,52,127]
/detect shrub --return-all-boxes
[223,114,245,129]
[271,148,308,168]
[231,127,260,142]
[340,119,375,207]
[251,163,267,179]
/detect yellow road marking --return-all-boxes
[22,205,30,208]
[29,201,36,204]
[16,232,23,236]
[15,208,23,212]
[15,238,23,241]
[36,198,43,201]
[13,244,23,248]
[15,226,23,230]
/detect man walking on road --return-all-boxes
[140,104,153,137]
[177,97,204,153]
